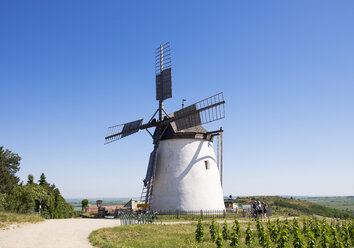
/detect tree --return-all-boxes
[0,146,21,194]
[27,174,34,185]
[39,173,48,186]
[82,199,89,210]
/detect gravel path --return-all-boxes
[0,217,295,248]
[0,218,121,248]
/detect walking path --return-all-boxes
[0,218,121,248]
[0,216,295,248]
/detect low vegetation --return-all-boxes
[90,223,220,248]
[0,211,44,229]
[90,217,354,248]
[237,196,353,219]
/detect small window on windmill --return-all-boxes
[205,160,210,170]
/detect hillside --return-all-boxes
[236,196,353,219]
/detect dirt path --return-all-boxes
[0,218,121,248]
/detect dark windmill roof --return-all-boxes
[159,115,212,141]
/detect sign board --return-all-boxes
[137,204,149,208]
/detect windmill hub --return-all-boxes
[105,42,226,212]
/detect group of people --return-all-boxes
[252,201,267,221]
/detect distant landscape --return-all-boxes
[296,196,354,212]
[66,196,354,214]
[66,198,133,211]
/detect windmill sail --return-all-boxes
[155,42,172,101]
[173,92,225,131]
[105,119,143,144]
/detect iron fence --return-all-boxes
[155,209,229,220]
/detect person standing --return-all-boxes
[257,201,262,221]
[252,201,257,221]
[262,202,268,221]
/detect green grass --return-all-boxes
[89,222,260,248]
[0,211,44,229]
[89,218,352,248]
[237,196,353,219]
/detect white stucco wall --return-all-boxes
[151,138,225,211]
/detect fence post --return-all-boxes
[176,210,179,219]
[223,209,226,218]
[200,210,203,219]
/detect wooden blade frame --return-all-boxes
[173,92,225,131]
[155,42,172,101]
[105,119,143,144]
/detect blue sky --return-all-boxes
[0,1,353,198]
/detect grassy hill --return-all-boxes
[236,196,353,219]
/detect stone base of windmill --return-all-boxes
[151,138,225,213]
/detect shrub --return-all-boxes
[307,231,317,248]
[0,193,7,211]
[245,222,254,246]
[209,218,217,241]
[230,229,240,247]
[303,218,309,237]
[195,218,204,243]
[222,220,230,240]
[277,223,289,248]
[320,219,330,248]
[216,228,223,248]
[332,228,344,248]
[262,230,272,248]
[268,219,278,243]
[232,217,240,238]
[292,219,305,248]
[340,222,351,248]
[313,218,321,239]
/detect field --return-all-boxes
[89,218,354,248]
[0,211,44,229]
[297,196,354,212]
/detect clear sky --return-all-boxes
[1,1,353,199]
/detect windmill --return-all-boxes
[105,42,226,212]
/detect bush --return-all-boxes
[195,218,204,243]
[222,220,229,240]
[277,223,289,248]
[245,222,254,246]
[216,228,223,248]
[230,229,240,247]
[209,218,217,241]
[0,193,7,211]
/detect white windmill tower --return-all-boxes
[105,42,226,212]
